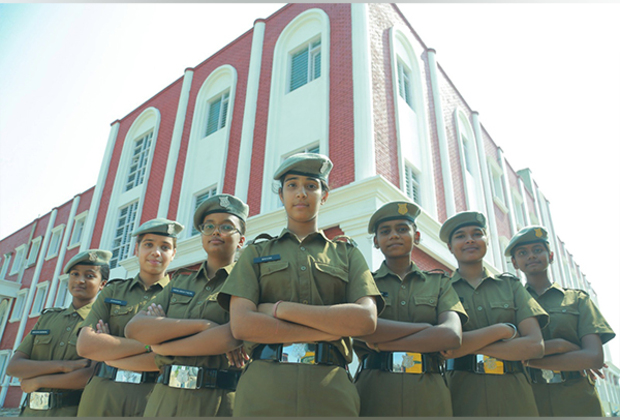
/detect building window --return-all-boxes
[405,165,421,204]
[69,212,88,248]
[125,131,154,192]
[110,201,139,269]
[0,350,10,387]
[488,159,507,212]
[30,282,49,317]
[55,276,71,307]
[0,254,11,279]
[512,192,526,228]
[397,60,413,109]
[289,38,321,92]
[206,92,230,136]
[191,187,218,236]
[9,289,28,322]
[9,245,26,275]
[462,134,476,176]
[46,225,64,260]
[26,237,42,267]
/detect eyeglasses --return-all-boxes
[198,222,239,237]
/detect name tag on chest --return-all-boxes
[253,254,281,264]
[105,298,127,306]
[31,329,50,335]
[171,288,195,297]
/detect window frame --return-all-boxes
[288,37,322,93]
[205,91,230,137]
[45,225,66,260]
[124,130,154,192]
[9,245,26,275]
[512,189,526,229]
[68,211,89,249]
[26,237,42,267]
[404,164,421,204]
[190,186,218,237]
[54,274,72,307]
[9,289,28,322]
[488,158,508,212]
[0,254,11,280]
[109,201,140,269]
[397,59,413,109]
[29,281,49,317]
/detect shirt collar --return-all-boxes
[131,272,170,291]
[67,302,94,319]
[451,267,499,284]
[198,260,235,281]
[374,261,425,281]
[278,228,329,243]
[526,281,564,298]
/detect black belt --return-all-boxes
[252,343,347,368]
[95,362,158,384]
[362,351,442,374]
[159,365,240,390]
[528,367,583,384]
[24,390,82,410]
[446,354,524,375]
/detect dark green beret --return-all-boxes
[368,201,421,234]
[132,218,184,238]
[193,194,249,231]
[439,211,487,243]
[504,226,549,256]
[273,152,333,182]
[63,249,112,274]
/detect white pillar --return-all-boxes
[80,122,119,251]
[45,195,80,308]
[518,178,532,226]
[351,3,376,181]
[426,49,455,218]
[498,148,517,235]
[235,19,266,202]
[158,69,194,218]
[471,112,502,269]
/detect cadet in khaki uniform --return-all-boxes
[506,226,615,417]
[125,194,249,417]
[354,201,468,417]
[439,211,549,417]
[76,218,182,417]
[218,153,385,417]
[7,250,110,417]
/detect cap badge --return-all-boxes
[219,196,231,209]
[88,252,98,262]
[398,203,408,215]
[476,214,485,224]
[535,228,543,238]
[320,161,329,174]
[167,224,175,235]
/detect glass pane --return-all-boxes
[290,48,309,92]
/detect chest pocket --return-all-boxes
[412,295,439,323]
[110,304,135,317]
[169,294,194,318]
[312,262,349,305]
[258,261,292,301]
[490,301,517,324]
[546,307,579,339]
[34,335,53,347]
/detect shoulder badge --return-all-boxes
[498,272,520,281]
[566,287,589,296]
[247,233,276,246]
[41,307,64,315]
[332,235,358,247]
[424,268,450,277]
[104,277,129,287]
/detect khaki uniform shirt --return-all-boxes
[354,262,468,416]
[18,304,92,417]
[77,273,170,417]
[446,268,549,417]
[526,282,615,417]
[218,229,384,417]
[143,261,239,417]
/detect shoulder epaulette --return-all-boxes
[41,307,64,314]
[498,272,520,281]
[247,233,276,246]
[424,268,450,277]
[104,277,129,286]
[566,287,589,296]
[332,235,357,247]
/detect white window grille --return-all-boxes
[46,226,64,259]
[110,201,139,269]
[26,238,41,267]
[191,187,218,236]
[397,60,413,108]
[30,282,49,317]
[405,165,421,204]
[206,92,230,136]
[10,245,26,275]
[0,254,11,279]
[289,38,321,92]
[125,131,154,191]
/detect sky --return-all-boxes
[1,3,618,358]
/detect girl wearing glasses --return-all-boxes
[218,153,384,416]
[125,194,248,417]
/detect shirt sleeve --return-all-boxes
[82,286,114,330]
[437,275,469,326]
[217,245,261,311]
[345,246,385,314]
[513,280,549,329]
[577,292,616,345]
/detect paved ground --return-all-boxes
[0,407,20,417]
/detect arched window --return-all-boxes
[455,109,484,212]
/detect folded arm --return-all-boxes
[6,351,90,380]
[442,323,514,359]
[125,307,214,345]
[151,324,241,357]
[526,334,604,371]
[19,365,96,393]
[77,326,147,361]
[103,352,159,372]
[475,317,545,361]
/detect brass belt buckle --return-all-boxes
[168,365,200,389]
[29,392,51,410]
[282,343,315,364]
[541,369,564,384]
[475,355,504,375]
[114,369,142,384]
[391,352,423,374]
